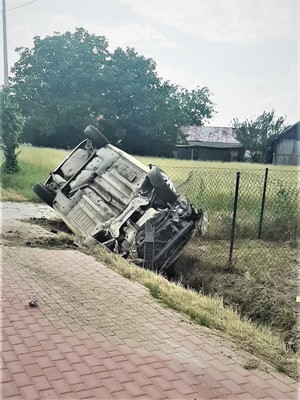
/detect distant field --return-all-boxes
[136,154,300,171]
[3,145,300,172]
[1,145,299,202]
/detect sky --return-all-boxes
[1,0,298,126]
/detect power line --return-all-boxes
[2,0,37,12]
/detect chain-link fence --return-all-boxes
[162,166,300,270]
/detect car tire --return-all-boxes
[33,183,55,207]
[147,166,178,203]
[84,125,109,148]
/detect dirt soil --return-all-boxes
[27,216,74,235]
[2,217,76,250]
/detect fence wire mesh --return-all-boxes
[162,166,300,270]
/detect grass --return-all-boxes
[157,164,300,241]
[1,147,68,201]
[136,155,300,172]
[172,238,299,336]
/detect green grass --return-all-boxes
[157,163,299,242]
[136,155,300,172]
[1,147,69,201]
[173,238,299,332]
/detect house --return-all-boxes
[175,126,244,162]
[272,121,300,166]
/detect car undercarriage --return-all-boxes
[33,125,207,273]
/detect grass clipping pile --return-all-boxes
[31,217,299,380]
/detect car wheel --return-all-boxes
[84,125,109,148]
[147,166,178,203]
[33,183,55,207]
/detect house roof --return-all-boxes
[179,126,243,149]
[273,121,300,143]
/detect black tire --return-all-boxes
[84,125,109,148]
[33,183,55,207]
[147,166,178,203]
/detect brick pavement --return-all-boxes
[1,202,299,399]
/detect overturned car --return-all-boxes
[33,126,207,273]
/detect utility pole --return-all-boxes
[2,0,9,86]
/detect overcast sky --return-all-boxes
[1,0,298,126]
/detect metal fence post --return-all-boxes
[258,168,269,239]
[229,172,240,266]
[144,221,155,270]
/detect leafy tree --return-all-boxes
[11,29,216,155]
[102,47,180,155]
[11,28,110,148]
[0,87,25,173]
[102,48,216,155]
[176,86,215,126]
[232,110,288,163]
[102,47,162,152]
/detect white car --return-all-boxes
[33,125,207,272]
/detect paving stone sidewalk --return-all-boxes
[1,202,299,399]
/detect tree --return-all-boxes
[0,87,25,173]
[232,110,288,163]
[102,47,179,155]
[176,86,215,126]
[11,28,110,148]
[11,29,216,155]
[102,48,216,155]
[101,47,163,153]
